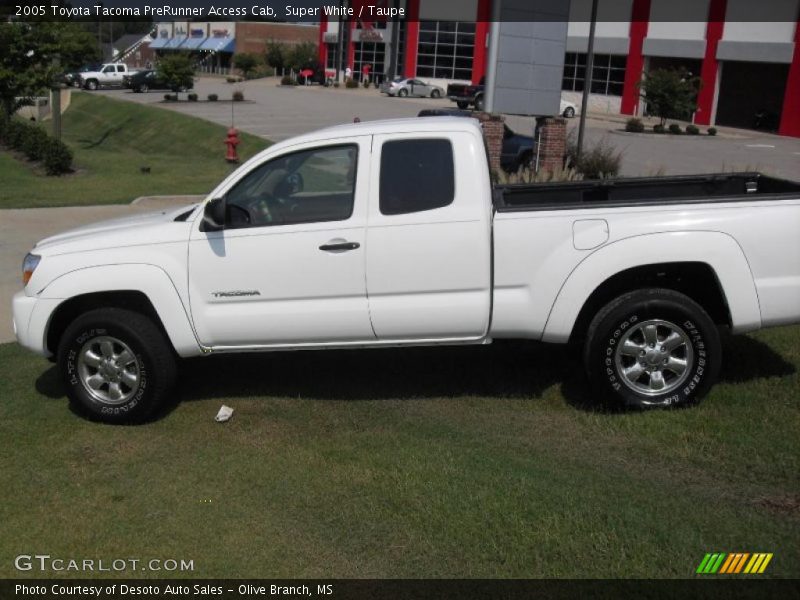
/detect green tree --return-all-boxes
[287,42,318,71]
[234,53,260,79]
[637,68,702,126]
[0,21,98,119]
[265,41,286,71]
[157,53,195,92]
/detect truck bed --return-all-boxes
[494,173,800,212]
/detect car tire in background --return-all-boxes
[563,106,576,118]
[398,89,408,97]
[139,83,149,93]
[84,79,98,91]
[584,288,721,410]
[431,89,441,98]
[58,308,177,424]
[456,101,469,109]
[474,95,485,111]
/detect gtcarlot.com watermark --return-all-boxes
[14,554,194,573]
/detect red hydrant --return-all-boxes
[224,127,240,163]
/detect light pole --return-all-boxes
[576,0,599,161]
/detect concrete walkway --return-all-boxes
[1,196,202,344]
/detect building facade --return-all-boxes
[318,0,800,136]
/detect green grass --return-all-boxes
[0,93,269,208]
[1,326,798,579]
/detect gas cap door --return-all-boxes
[573,219,609,250]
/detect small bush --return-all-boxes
[207,94,218,102]
[625,118,645,133]
[653,124,666,134]
[707,127,718,136]
[232,90,244,102]
[22,127,49,161]
[187,93,198,102]
[668,123,682,135]
[226,76,238,84]
[280,75,297,86]
[345,79,359,89]
[566,135,622,179]
[333,82,340,88]
[685,124,700,135]
[164,93,177,102]
[362,79,370,88]
[5,120,29,149]
[43,138,73,175]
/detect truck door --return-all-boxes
[188,136,375,348]
[366,131,492,341]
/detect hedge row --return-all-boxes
[0,118,73,175]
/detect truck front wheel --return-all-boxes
[84,79,99,90]
[57,308,177,424]
[584,289,721,409]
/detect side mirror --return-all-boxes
[202,197,225,231]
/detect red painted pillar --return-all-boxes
[620,0,651,115]
[472,0,491,84]
[695,0,726,125]
[347,19,356,71]
[318,15,328,68]
[404,0,420,78]
[779,21,800,137]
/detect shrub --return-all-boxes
[707,127,717,136]
[625,118,645,133]
[345,79,359,89]
[373,81,380,89]
[333,82,340,88]
[5,120,29,149]
[22,126,49,161]
[566,134,622,179]
[280,75,297,86]
[653,124,666,134]
[685,124,700,135]
[362,79,370,88]
[164,93,176,102]
[226,76,238,84]
[232,90,244,102]
[43,138,73,175]
[668,123,683,134]
[207,94,218,102]
[187,93,198,102]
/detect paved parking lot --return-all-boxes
[97,76,800,180]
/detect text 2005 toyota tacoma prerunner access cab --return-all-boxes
[13,118,800,423]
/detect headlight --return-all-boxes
[22,253,41,286]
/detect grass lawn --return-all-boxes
[0,93,269,209]
[0,326,797,579]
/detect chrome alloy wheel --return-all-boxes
[614,319,694,397]
[77,336,141,405]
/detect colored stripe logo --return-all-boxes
[696,553,773,574]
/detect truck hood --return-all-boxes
[34,204,199,255]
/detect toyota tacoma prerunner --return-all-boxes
[12,118,800,423]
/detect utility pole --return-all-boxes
[576,0,599,161]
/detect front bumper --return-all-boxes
[12,291,59,357]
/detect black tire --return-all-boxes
[431,89,441,98]
[398,88,408,97]
[474,95,485,111]
[456,101,469,109]
[139,83,148,93]
[584,288,721,409]
[517,151,533,172]
[563,106,575,118]
[85,79,98,91]
[57,308,177,424]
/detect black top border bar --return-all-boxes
[3,0,800,22]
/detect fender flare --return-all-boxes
[38,263,203,356]
[542,231,761,343]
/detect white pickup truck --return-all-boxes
[13,118,800,423]
[79,63,138,90]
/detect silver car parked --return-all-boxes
[380,77,444,98]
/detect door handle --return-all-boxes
[319,241,360,252]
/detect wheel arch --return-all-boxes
[542,231,761,343]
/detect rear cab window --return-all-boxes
[379,139,455,215]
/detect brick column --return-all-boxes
[695,0,727,126]
[537,118,567,174]
[621,0,651,115]
[474,112,505,175]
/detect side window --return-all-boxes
[117,65,125,73]
[379,139,455,215]
[102,66,114,73]
[225,144,358,229]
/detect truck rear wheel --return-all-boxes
[57,308,176,424]
[584,289,721,409]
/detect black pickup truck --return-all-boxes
[447,77,486,111]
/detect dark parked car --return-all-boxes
[418,108,536,173]
[123,70,192,93]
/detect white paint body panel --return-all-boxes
[10,117,800,361]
